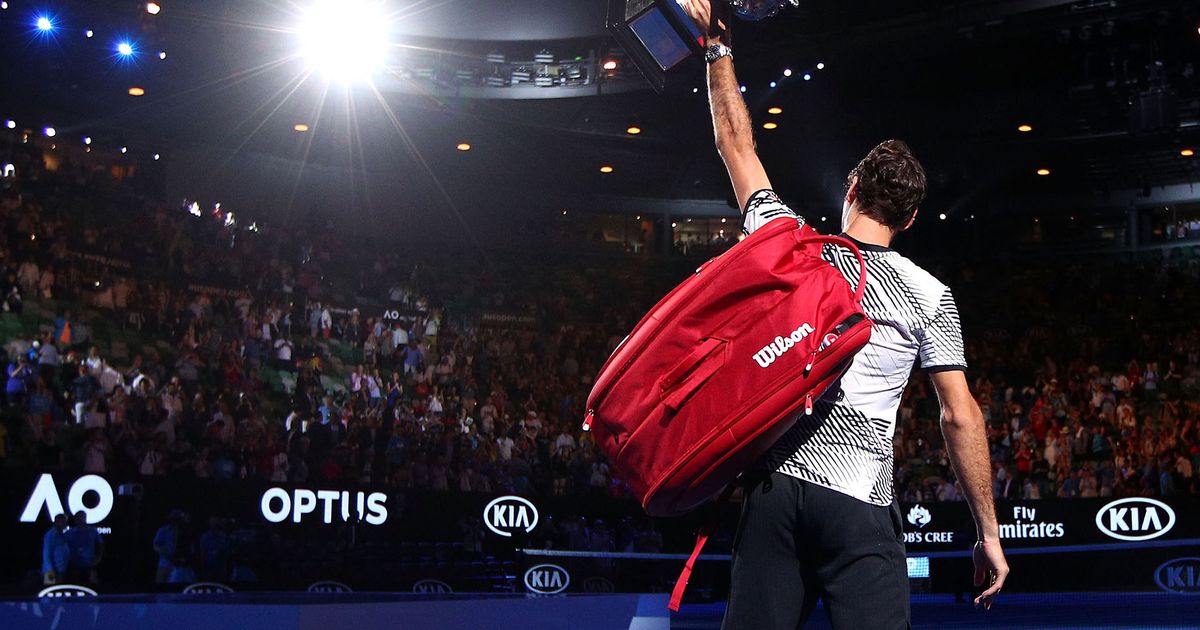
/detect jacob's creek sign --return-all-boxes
[903,504,956,544]
[260,488,388,525]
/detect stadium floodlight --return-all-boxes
[117,41,134,56]
[297,0,389,83]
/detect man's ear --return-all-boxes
[845,177,859,205]
[901,207,919,232]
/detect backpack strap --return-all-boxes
[668,483,738,612]
[793,233,868,306]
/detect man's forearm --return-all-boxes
[707,56,756,162]
[940,407,999,540]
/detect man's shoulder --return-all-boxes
[877,252,950,300]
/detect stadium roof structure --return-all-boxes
[1,0,1198,223]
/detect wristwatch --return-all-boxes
[704,43,733,64]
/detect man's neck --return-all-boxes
[843,216,894,249]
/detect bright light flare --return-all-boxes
[37,16,53,31]
[43,127,56,137]
[117,41,134,56]
[297,0,390,83]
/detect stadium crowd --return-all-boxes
[3,147,1200,585]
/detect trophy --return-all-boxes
[607,0,798,92]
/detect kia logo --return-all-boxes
[483,496,539,537]
[523,564,569,595]
[37,584,97,598]
[412,579,453,594]
[582,576,614,593]
[1095,498,1176,541]
[182,582,235,594]
[20,475,114,525]
[307,580,353,593]
[1155,557,1200,595]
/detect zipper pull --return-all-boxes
[804,395,813,416]
[803,351,817,376]
[582,409,594,431]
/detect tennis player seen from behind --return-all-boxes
[679,2,1010,628]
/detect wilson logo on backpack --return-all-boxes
[752,322,815,368]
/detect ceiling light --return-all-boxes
[297,0,389,82]
[85,30,94,38]
[153,154,160,160]
[1182,149,1195,157]
[602,60,618,71]
[1017,124,1033,132]
[1,2,8,9]
[456,143,471,151]
[803,73,811,81]
[117,41,134,56]
[762,122,778,130]
[938,213,947,220]
[816,62,825,70]
[36,16,53,31]
[83,136,91,145]
[120,146,128,154]
[769,81,777,88]
[1036,168,1050,176]
[293,123,310,132]
[159,51,167,60]
[626,126,641,135]
[43,127,56,137]
[4,120,15,129]
[128,87,146,96]
[600,165,614,174]
[767,107,783,115]
[146,3,161,15]
[739,85,746,93]
[783,68,792,77]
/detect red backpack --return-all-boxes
[581,217,872,609]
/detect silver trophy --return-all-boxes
[608,0,799,92]
[728,0,799,21]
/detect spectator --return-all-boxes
[41,513,70,585]
[66,511,103,585]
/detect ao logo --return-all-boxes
[182,582,235,594]
[483,496,539,537]
[20,475,114,524]
[37,585,98,598]
[524,564,569,595]
[307,581,353,593]
[412,579,453,594]
[1154,558,1200,595]
[1095,498,1176,541]
[906,505,932,528]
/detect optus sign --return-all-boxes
[1154,558,1200,595]
[260,488,387,525]
[483,496,539,537]
[1095,498,1176,541]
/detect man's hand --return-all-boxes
[680,0,730,44]
[972,539,1009,610]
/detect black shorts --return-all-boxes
[721,472,910,630]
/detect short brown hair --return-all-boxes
[846,140,927,230]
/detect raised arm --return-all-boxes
[929,369,1009,609]
[682,0,771,211]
